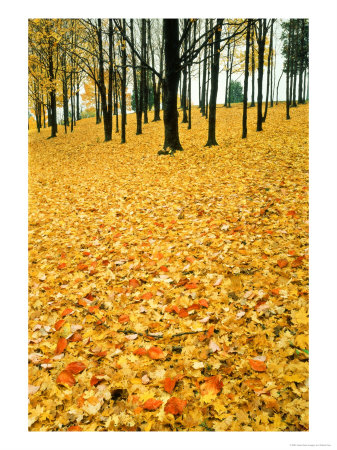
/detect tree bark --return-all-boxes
[205,19,222,147]
[121,19,127,143]
[256,19,267,132]
[286,20,291,120]
[181,20,188,123]
[250,31,255,107]
[263,19,274,122]
[97,19,111,141]
[159,19,183,154]
[242,20,251,139]
[200,19,208,116]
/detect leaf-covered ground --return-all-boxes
[28,103,309,431]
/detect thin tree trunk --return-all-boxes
[121,19,127,143]
[263,19,274,122]
[200,19,208,116]
[181,20,188,123]
[205,19,222,147]
[303,68,306,104]
[250,31,256,107]
[276,71,283,105]
[256,19,267,131]
[97,19,111,141]
[224,40,230,107]
[227,39,235,108]
[242,20,251,139]
[286,19,291,120]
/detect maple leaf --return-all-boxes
[129,278,140,288]
[142,398,163,411]
[164,397,187,415]
[56,370,76,387]
[164,377,177,394]
[249,359,267,372]
[147,346,165,360]
[65,361,86,374]
[55,337,67,354]
[61,308,74,317]
[277,259,288,268]
[54,319,65,331]
[200,376,223,396]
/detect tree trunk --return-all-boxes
[256,19,266,132]
[121,19,127,143]
[227,39,235,108]
[130,19,142,133]
[286,20,291,120]
[98,19,111,141]
[250,31,255,107]
[48,39,57,138]
[224,41,230,107]
[200,19,208,116]
[263,19,274,122]
[242,20,251,139]
[76,75,81,120]
[292,20,298,107]
[298,19,305,104]
[205,19,222,147]
[303,68,306,104]
[159,19,183,154]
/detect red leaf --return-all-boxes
[61,308,74,317]
[277,259,288,268]
[141,292,153,300]
[118,314,130,324]
[199,299,209,308]
[69,332,82,342]
[160,266,169,272]
[57,263,67,270]
[54,319,65,331]
[90,375,100,386]
[185,283,198,289]
[200,375,223,395]
[143,398,163,411]
[249,359,267,372]
[164,377,177,394]
[164,397,187,415]
[292,256,305,267]
[65,361,86,374]
[77,263,88,271]
[56,370,76,386]
[55,337,67,355]
[83,251,91,256]
[147,346,165,360]
[133,348,147,356]
[178,308,189,318]
[129,278,140,288]
[68,426,82,431]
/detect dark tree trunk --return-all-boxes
[141,19,148,124]
[205,55,210,119]
[148,20,161,122]
[298,19,305,104]
[181,20,188,123]
[250,31,255,107]
[48,37,57,138]
[76,75,81,121]
[292,20,298,107]
[42,94,46,128]
[263,19,274,122]
[121,19,127,143]
[242,20,251,139]
[205,19,222,147]
[286,20,292,120]
[200,19,208,116]
[271,34,276,107]
[306,69,309,101]
[159,19,183,154]
[188,24,192,130]
[303,68,306,104]
[256,19,267,132]
[130,19,142,133]
[98,19,111,141]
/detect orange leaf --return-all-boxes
[118,314,130,324]
[78,298,88,307]
[54,319,65,331]
[287,210,296,217]
[65,361,86,374]
[90,375,100,386]
[207,325,215,339]
[199,299,209,308]
[68,426,82,431]
[143,398,163,411]
[164,397,187,415]
[69,332,82,342]
[271,288,279,296]
[83,251,91,256]
[61,308,74,317]
[164,377,177,394]
[200,375,223,395]
[185,283,198,289]
[129,278,140,288]
[77,263,88,271]
[56,370,76,387]
[133,348,147,356]
[88,305,98,313]
[55,337,67,355]
[160,266,169,272]
[57,263,67,269]
[178,308,189,318]
[292,256,304,267]
[277,259,288,268]
[249,359,267,372]
[141,292,153,300]
[147,346,165,360]
[185,256,195,263]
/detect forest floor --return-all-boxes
[28,103,309,431]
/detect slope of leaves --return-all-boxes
[28,104,309,431]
